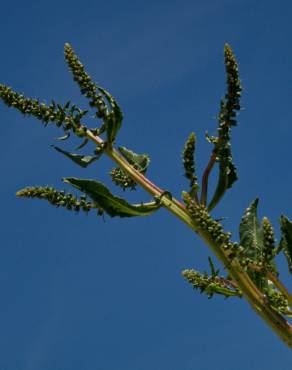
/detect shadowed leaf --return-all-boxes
[63,177,161,217]
[53,146,98,168]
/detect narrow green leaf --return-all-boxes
[207,155,238,211]
[208,256,219,278]
[52,146,98,168]
[55,132,70,141]
[76,138,89,150]
[279,215,292,274]
[63,177,161,218]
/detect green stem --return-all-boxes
[86,130,292,348]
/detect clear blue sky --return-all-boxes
[1,0,292,369]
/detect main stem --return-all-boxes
[86,130,292,348]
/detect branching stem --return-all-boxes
[85,129,292,348]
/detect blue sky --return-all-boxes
[1,0,292,369]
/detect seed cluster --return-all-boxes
[64,43,108,120]
[109,168,137,191]
[16,186,100,214]
[182,132,198,192]
[261,216,279,273]
[182,269,241,298]
[266,289,290,315]
[216,44,241,141]
[219,44,242,128]
[183,192,234,249]
[0,84,87,134]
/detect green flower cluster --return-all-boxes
[182,269,241,298]
[0,84,87,134]
[64,43,108,120]
[219,44,242,127]
[109,168,137,191]
[262,217,278,274]
[266,289,290,316]
[214,44,242,165]
[182,132,198,195]
[183,192,234,249]
[16,186,98,213]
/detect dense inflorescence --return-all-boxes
[64,43,108,120]
[182,269,242,298]
[262,217,278,274]
[109,168,137,190]
[16,186,99,214]
[0,85,87,135]
[182,132,199,197]
[207,44,242,211]
[182,192,234,250]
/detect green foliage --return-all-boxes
[64,178,161,218]
[52,145,99,168]
[239,199,264,263]
[2,43,292,347]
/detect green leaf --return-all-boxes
[98,87,123,144]
[239,199,264,261]
[63,177,161,218]
[208,256,219,278]
[52,146,98,168]
[207,154,238,211]
[118,146,150,173]
[239,199,267,289]
[279,215,292,274]
[76,138,89,150]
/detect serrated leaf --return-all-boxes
[279,215,292,274]
[52,146,98,168]
[63,178,161,217]
[239,199,267,289]
[118,146,150,172]
[239,199,264,261]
